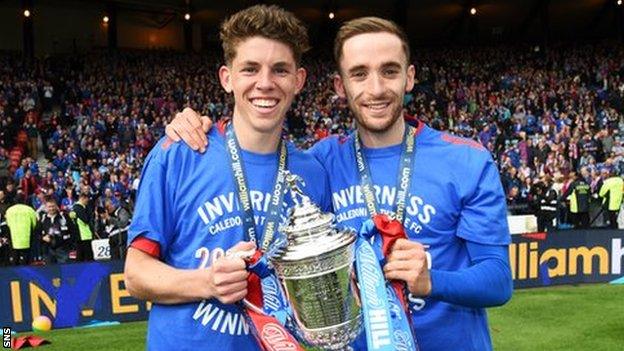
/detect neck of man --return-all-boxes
[231,113,282,154]
[357,117,406,149]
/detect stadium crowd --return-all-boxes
[0,43,623,266]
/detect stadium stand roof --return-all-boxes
[107,0,623,43]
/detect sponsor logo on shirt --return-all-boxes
[192,300,250,336]
[196,191,287,236]
[331,185,437,235]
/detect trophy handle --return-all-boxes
[242,298,265,315]
[350,269,362,308]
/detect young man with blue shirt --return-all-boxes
[125,5,330,350]
[168,17,512,351]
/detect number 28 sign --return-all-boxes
[91,239,111,261]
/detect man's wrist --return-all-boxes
[428,269,443,299]
[187,268,215,301]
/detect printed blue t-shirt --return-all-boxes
[309,122,510,351]
[129,127,331,351]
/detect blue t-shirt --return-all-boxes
[129,128,331,351]
[309,123,510,351]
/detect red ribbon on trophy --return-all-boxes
[243,249,304,351]
[372,214,412,313]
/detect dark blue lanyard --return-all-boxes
[353,126,416,224]
[225,124,288,250]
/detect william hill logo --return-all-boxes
[510,238,624,280]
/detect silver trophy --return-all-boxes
[270,173,362,350]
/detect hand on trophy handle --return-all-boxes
[205,241,255,304]
[383,239,432,297]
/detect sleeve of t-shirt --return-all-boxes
[127,146,175,256]
[429,241,512,308]
[308,137,335,165]
[457,152,511,245]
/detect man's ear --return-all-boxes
[333,73,346,99]
[294,67,307,94]
[405,64,416,92]
[219,65,232,93]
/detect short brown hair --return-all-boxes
[220,5,310,65]
[334,17,411,68]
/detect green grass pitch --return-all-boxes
[16,284,623,350]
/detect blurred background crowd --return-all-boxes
[1,43,623,266]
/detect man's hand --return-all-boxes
[42,234,51,243]
[165,107,212,152]
[204,241,255,304]
[383,239,432,297]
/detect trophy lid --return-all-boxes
[275,198,355,262]
[270,171,355,263]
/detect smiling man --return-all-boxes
[124,5,330,350]
[167,16,513,351]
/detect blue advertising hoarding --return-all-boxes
[510,229,624,288]
[0,229,622,331]
[0,261,150,332]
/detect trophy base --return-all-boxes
[299,316,362,351]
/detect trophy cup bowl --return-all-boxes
[270,176,362,350]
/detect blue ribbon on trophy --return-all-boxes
[357,219,419,351]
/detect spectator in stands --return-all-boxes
[38,197,76,264]
[0,148,9,184]
[103,198,131,260]
[4,182,17,206]
[5,199,37,265]
[562,172,591,229]
[536,176,558,232]
[70,192,95,261]
[23,114,39,158]
[42,81,54,113]
[0,190,10,217]
[0,214,10,266]
[598,169,624,229]
[589,168,604,193]
[31,189,47,219]
[19,169,38,201]
[13,159,29,182]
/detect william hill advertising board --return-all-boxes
[510,229,623,288]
